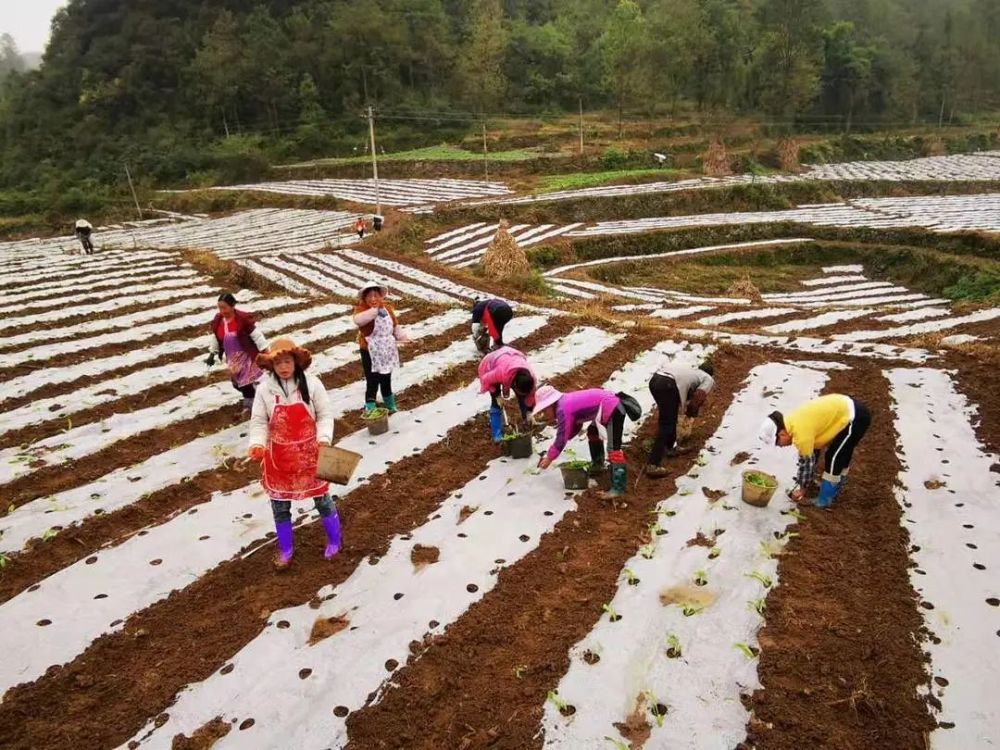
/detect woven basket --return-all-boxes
[741,470,778,507]
[317,446,362,486]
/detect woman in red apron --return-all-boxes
[247,338,340,569]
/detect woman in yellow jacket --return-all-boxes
[758,394,871,508]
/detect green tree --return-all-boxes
[189,11,242,136]
[457,0,510,114]
[753,0,824,125]
[599,0,648,137]
[820,21,874,132]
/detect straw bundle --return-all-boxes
[776,138,800,171]
[482,220,531,280]
[726,275,764,304]
[702,139,732,176]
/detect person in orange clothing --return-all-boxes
[759,393,871,508]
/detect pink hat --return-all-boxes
[531,385,563,417]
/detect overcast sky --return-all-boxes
[1,0,66,54]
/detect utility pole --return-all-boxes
[124,162,143,220]
[482,121,489,180]
[367,105,381,217]
[578,97,584,156]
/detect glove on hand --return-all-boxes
[248,445,265,462]
[205,353,217,367]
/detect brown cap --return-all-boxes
[256,337,312,371]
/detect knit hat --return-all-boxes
[531,385,563,417]
[359,279,388,299]
[256,338,312,371]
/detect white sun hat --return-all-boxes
[358,279,388,299]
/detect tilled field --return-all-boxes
[1,177,998,750]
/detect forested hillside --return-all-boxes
[0,0,998,191]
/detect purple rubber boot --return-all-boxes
[274,520,294,569]
[322,511,342,559]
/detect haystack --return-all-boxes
[776,138,801,171]
[482,220,531,280]
[702,139,732,176]
[726,274,764,304]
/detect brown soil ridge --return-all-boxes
[343,345,764,750]
[0,318,596,750]
[744,361,934,749]
[0,290,220,344]
[0,319,470,598]
[0,315,445,509]
[944,350,1000,458]
[0,297,321,380]
[0,321,359,451]
[0,299,320,408]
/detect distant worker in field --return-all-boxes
[533,385,642,499]
[207,292,269,414]
[758,393,872,509]
[354,280,409,414]
[74,218,94,254]
[355,216,366,239]
[471,297,514,354]
[477,345,538,440]
[645,360,715,478]
[247,338,340,569]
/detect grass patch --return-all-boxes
[588,258,826,295]
[289,144,544,167]
[536,168,679,193]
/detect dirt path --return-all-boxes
[344,345,765,749]
[744,361,934,749]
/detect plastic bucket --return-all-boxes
[561,466,590,490]
[316,446,362,486]
[508,434,533,459]
[742,470,778,507]
[366,415,389,436]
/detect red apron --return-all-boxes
[261,398,329,501]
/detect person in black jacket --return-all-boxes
[471,298,513,353]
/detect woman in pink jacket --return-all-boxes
[477,346,537,440]
[533,385,642,498]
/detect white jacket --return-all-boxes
[248,371,334,449]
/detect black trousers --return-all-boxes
[587,410,625,452]
[360,349,392,402]
[236,382,256,399]
[825,399,871,475]
[648,373,680,466]
[489,303,513,345]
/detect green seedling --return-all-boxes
[708,546,721,560]
[695,455,708,467]
[602,603,622,622]
[559,459,592,471]
[678,488,693,496]
[694,569,708,587]
[734,642,759,660]
[665,633,682,658]
[362,407,390,420]
[656,508,677,518]
[746,571,773,588]
[513,664,527,679]
[646,691,666,727]
[604,738,629,750]
[760,540,785,558]
[782,507,807,522]
[0,554,10,570]
[547,690,569,712]
[750,598,767,615]
[744,472,777,489]
[623,568,639,586]
[40,528,58,541]
[639,544,655,560]
[681,603,703,617]
[648,522,664,537]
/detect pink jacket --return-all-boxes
[478,346,537,400]
[547,389,621,461]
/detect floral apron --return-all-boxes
[222,320,263,388]
[261,398,329,501]
[365,311,400,375]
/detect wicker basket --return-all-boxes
[366,414,389,436]
[317,446,362,486]
[741,470,778,507]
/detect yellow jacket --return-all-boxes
[785,394,853,457]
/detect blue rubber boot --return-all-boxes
[815,474,842,509]
[489,406,504,442]
[601,451,627,499]
[384,394,398,413]
[364,400,377,415]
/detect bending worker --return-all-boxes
[471,297,514,353]
[646,360,714,477]
[758,393,871,508]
